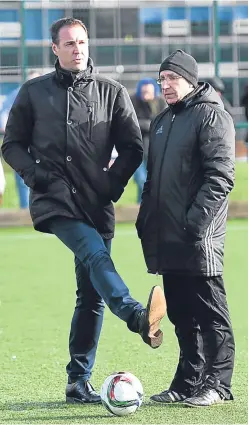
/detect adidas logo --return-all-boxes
[156,125,163,135]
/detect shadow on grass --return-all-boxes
[1,415,111,423]
[0,401,67,411]
[0,399,187,412]
[0,400,189,423]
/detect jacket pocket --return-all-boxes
[23,162,50,193]
[183,212,204,242]
[135,193,150,239]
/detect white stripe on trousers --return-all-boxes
[204,220,216,276]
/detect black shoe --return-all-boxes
[66,379,101,404]
[183,377,224,407]
[138,286,166,349]
[150,389,187,403]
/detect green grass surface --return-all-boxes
[2,161,248,209]
[0,220,248,424]
[232,162,248,202]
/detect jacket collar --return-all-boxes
[55,57,94,88]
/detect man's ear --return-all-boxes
[52,43,58,57]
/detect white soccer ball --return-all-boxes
[100,371,143,416]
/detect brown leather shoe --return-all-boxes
[138,286,166,349]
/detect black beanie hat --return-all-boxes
[159,50,198,87]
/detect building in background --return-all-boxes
[0,0,247,111]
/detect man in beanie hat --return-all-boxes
[136,50,235,407]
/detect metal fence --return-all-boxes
[0,0,248,106]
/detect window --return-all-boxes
[89,46,96,64]
[190,44,210,63]
[24,9,42,40]
[220,45,233,62]
[0,9,18,22]
[165,7,186,20]
[234,5,248,19]
[96,46,115,66]
[42,10,65,39]
[72,9,90,30]
[219,21,232,36]
[145,45,162,64]
[140,8,163,37]
[238,44,248,62]
[190,7,210,36]
[120,8,139,39]
[27,46,43,67]
[95,9,115,38]
[162,7,188,37]
[218,7,233,35]
[222,79,234,105]
[144,22,162,37]
[168,43,189,55]
[120,45,139,65]
[0,47,19,67]
[49,48,57,66]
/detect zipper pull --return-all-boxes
[172,114,175,122]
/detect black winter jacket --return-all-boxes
[136,83,235,276]
[2,59,143,238]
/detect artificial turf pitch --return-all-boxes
[0,220,247,424]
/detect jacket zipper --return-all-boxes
[155,113,175,273]
[66,88,70,123]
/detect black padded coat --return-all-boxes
[136,83,235,276]
[2,59,143,238]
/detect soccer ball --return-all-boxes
[100,371,143,416]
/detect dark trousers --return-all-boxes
[163,274,235,400]
[48,217,142,381]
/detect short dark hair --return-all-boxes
[50,17,88,45]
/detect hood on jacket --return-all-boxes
[136,78,160,99]
[191,82,224,107]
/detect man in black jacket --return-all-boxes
[1,17,166,404]
[136,50,235,407]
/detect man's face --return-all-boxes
[141,84,155,101]
[52,24,89,71]
[159,70,192,104]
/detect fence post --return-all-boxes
[213,0,220,77]
[20,0,26,83]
